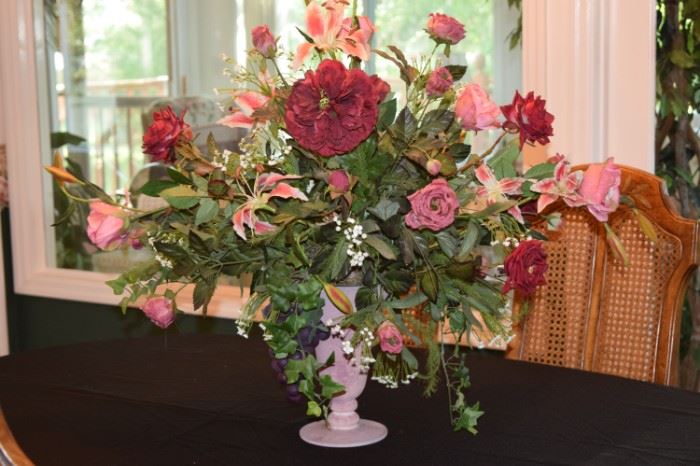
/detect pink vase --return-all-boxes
[298,286,388,447]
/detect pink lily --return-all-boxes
[475,164,525,223]
[293,0,375,69]
[530,159,585,213]
[218,91,270,129]
[233,174,308,240]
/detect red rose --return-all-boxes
[502,240,548,297]
[142,106,192,164]
[501,91,554,149]
[284,60,388,157]
[251,24,277,58]
[426,13,466,45]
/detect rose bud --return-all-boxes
[426,159,442,176]
[251,24,277,58]
[142,297,176,329]
[328,170,351,193]
[426,13,466,45]
[578,158,621,222]
[425,67,453,97]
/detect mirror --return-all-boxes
[35,0,521,275]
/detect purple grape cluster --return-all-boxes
[263,304,330,403]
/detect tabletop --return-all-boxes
[0,333,699,465]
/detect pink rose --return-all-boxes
[86,201,127,251]
[405,179,460,231]
[455,83,501,131]
[426,13,466,45]
[328,170,350,193]
[251,24,277,58]
[377,321,403,354]
[142,297,176,329]
[425,67,453,97]
[578,158,621,222]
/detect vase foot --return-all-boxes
[299,419,388,448]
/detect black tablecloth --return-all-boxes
[0,333,699,465]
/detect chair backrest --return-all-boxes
[0,408,33,466]
[506,165,699,385]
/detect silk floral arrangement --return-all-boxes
[46,1,640,434]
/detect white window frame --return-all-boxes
[0,0,656,315]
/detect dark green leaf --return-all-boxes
[421,269,439,302]
[368,199,400,221]
[365,235,397,260]
[50,131,85,149]
[195,198,219,225]
[444,64,467,81]
[523,162,555,180]
[139,179,178,197]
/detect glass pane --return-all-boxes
[37,0,520,272]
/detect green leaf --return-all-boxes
[487,138,520,179]
[456,221,480,260]
[523,162,555,180]
[50,131,85,149]
[193,279,215,312]
[195,198,219,225]
[387,291,428,309]
[453,401,484,434]
[139,179,178,197]
[444,64,467,81]
[436,232,458,258]
[306,401,322,417]
[319,374,345,398]
[167,167,192,185]
[192,174,209,192]
[320,238,348,282]
[378,98,397,129]
[161,185,200,209]
[670,49,695,69]
[368,199,400,221]
[421,269,439,302]
[365,235,397,260]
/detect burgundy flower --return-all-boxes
[142,106,192,164]
[426,13,466,45]
[405,178,460,231]
[284,60,388,157]
[251,24,277,58]
[425,67,453,97]
[501,91,554,148]
[502,240,548,297]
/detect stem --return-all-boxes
[271,58,289,87]
[459,130,508,173]
[439,329,454,425]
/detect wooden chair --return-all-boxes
[506,165,699,386]
[0,408,33,466]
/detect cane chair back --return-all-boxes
[0,408,33,466]
[506,165,699,385]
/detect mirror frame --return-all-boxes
[0,0,655,317]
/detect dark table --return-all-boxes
[0,333,699,466]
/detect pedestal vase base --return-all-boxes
[299,419,387,448]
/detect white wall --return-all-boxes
[522,0,656,172]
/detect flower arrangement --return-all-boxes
[46,1,641,434]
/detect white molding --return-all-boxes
[522,0,656,171]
